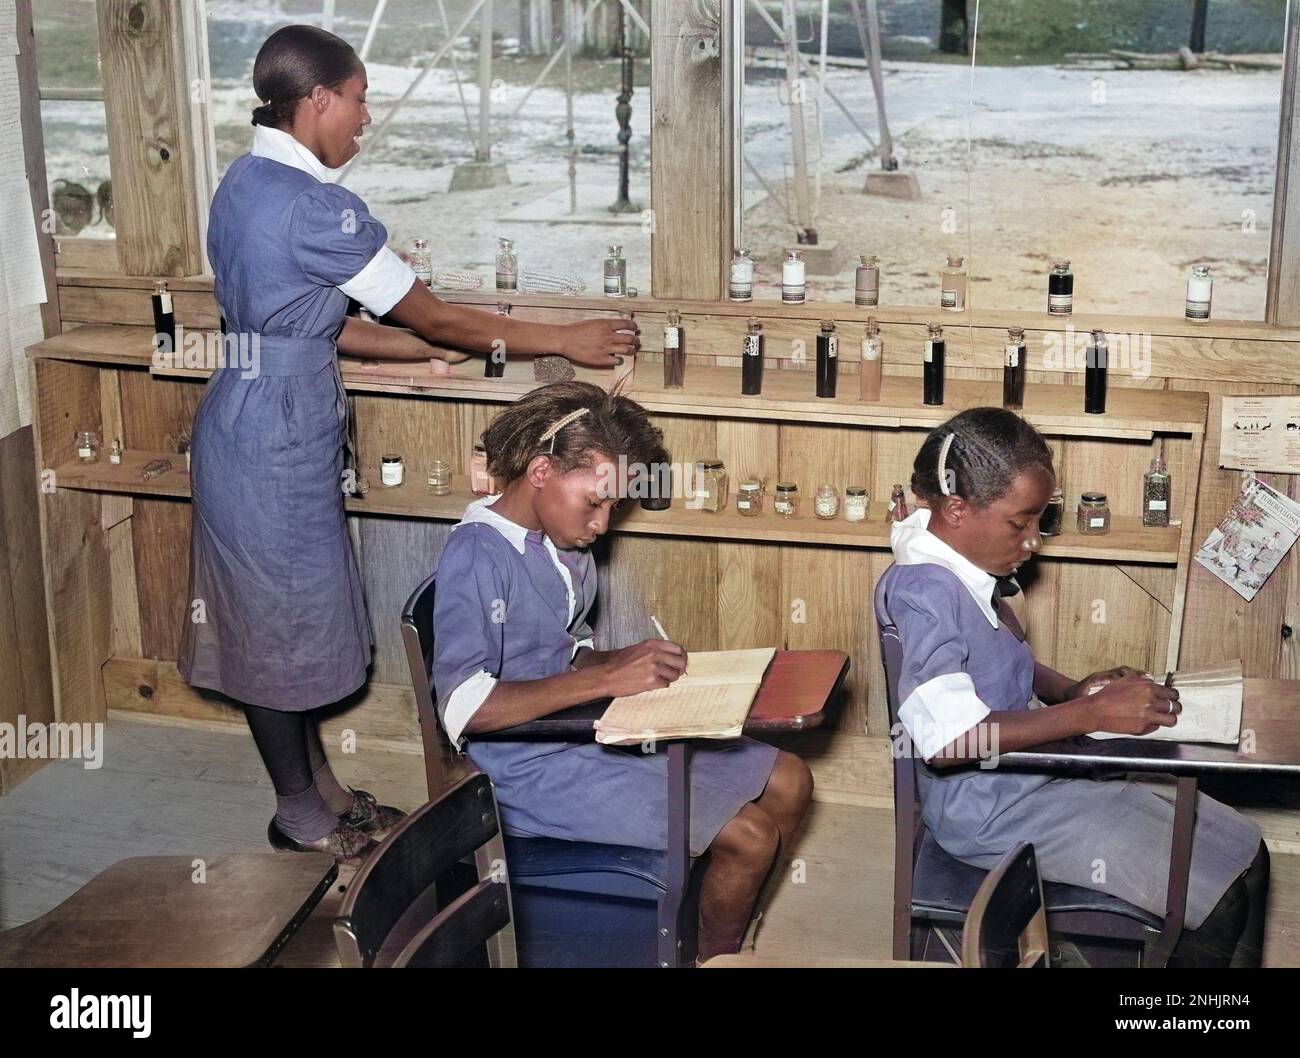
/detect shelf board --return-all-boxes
[50,452,1183,564]
[53,272,1300,343]
[31,325,1206,440]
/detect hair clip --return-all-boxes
[540,407,590,455]
[937,432,956,496]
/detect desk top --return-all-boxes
[1000,678,1300,777]
[0,853,337,968]
[476,649,850,742]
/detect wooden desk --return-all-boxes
[999,677,1300,966]
[0,853,337,968]
[478,649,850,967]
[704,954,952,968]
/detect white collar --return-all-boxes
[890,507,1004,628]
[457,495,579,622]
[250,124,346,184]
[457,495,531,555]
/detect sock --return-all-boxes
[274,784,339,843]
[313,763,357,815]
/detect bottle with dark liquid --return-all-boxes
[1003,326,1026,409]
[1048,259,1073,315]
[485,302,510,377]
[816,320,838,398]
[923,323,945,406]
[741,318,764,396]
[1084,328,1107,414]
[152,280,176,352]
[663,309,686,389]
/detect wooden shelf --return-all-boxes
[53,272,1300,343]
[31,324,1207,440]
[51,451,1183,563]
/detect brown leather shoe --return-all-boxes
[338,787,406,841]
[267,817,378,867]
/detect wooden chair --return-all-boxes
[874,573,1163,966]
[962,843,1050,968]
[333,772,516,968]
[0,853,336,967]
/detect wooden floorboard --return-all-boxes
[0,714,1296,966]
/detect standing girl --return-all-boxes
[432,382,813,962]
[876,407,1268,966]
[179,26,634,866]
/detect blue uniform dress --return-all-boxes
[431,497,780,856]
[178,125,416,711]
[876,508,1261,929]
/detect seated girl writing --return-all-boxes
[431,381,812,962]
[876,407,1268,967]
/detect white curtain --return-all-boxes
[0,0,49,440]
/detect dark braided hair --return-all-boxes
[251,25,362,129]
[482,381,664,484]
[911,407,1053,510]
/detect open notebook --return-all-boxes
[1087,661,1243,745]
[594,647,776,746]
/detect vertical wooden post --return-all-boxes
[1268,0,1300,324]
[650,0,732,300]
[96,0,204,276]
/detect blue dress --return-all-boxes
[177,150,401,710]
[431,503,780,856]
[876,562,1262,929]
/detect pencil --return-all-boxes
[650,615,670,641]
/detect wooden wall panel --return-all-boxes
[97,0,204,276]
[131,498,191,661]
[0,427,55,793]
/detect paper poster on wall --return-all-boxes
[1194,476,1300,601]
[1219,396,1300,474]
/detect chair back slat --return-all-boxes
[401,571,446,798]
[335,773,508,968]
[395,878,513,968]
[962,842,1051,969]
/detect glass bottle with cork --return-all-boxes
[663,309,686,389]
[816,320,839,399]
[741,318,764,396]
[923,324,945,406]
[860,318,883,401]
[1143,456,1171,527]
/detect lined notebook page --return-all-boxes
[1089,661,1243,745]
[595,647,775,746]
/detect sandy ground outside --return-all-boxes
[41,34,1282,321]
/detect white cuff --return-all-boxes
[571,636,595,660]
[338,246,417,317]
[442,669,497,747]
[898,672,990,762]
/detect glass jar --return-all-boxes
[886,483,909,522]
[380,453,405,487]
[427,459,452,496]
[410,238,433,288]
[736,479,764,517]
[774,482,800,518]
[813,484,839,520]
[76,430,99,463]
[843,486,869,522]
[603,244,627,298]
[108,438,123,466]
[1039,487,1064,536]
[469,442,494,496]
[1077,492,1111,535]
[696,459,729,513]
[728,248,755,302]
